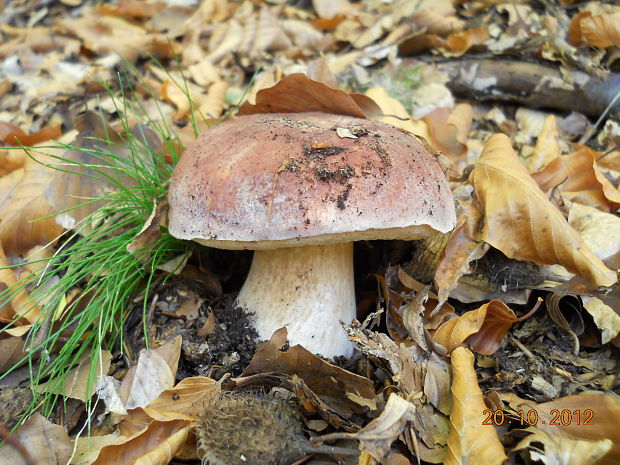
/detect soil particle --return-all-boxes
[302,144,345,160]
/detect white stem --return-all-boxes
[235,243,355,358]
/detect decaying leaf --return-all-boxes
[91,419,191,465]
[0,151,64,255]
[581,296,620,344]
[0,414,73,465]
[532,146,620,212]
[526,114,562,172]
[239,328,376,414]
[119,336,182,410]
[432,300,540,355]
[445,347,507,465]
[0,241,41,323]
[513,426,612,465]
[237,74,383,119]
[568,202,620,268]
[470,134,617,287]
[434,209,488,308]
[38,350,112,402]
[0,336,26,372]
[314,394,416,462]
[144,376,220,419]
[503,391,620,465]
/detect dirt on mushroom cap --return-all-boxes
[168,112,456,249]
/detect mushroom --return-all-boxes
[168,112,456,358]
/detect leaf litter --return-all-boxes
[1,0,620,464]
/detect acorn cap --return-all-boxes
[168,112,456,250]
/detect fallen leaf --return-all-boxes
[240,327,376,413]
[0,414,73,465]
[237,74,382,119]
[568,203,620,268]
[470,134,617,287]
[527,114,562,172]
[432,300,539,355]
[56,15,176,62]
[581,296,620,344]
[434,209,488,308]
[38,350,112,402]
[119,336,182,410]
[0,241,41,322]
[0,122,62,146]
[445,347,507,465]
[532,147,620,211]
[0,152,63,255]
[578,13,620,48]
[145,376,220,419]
[514,427,611,465]
[314,394,416,462]
[92,419,191,465]
[0,336,26,372]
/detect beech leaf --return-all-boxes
[445,347,507,465]
[237,73,383,119]
[470,134,617,287]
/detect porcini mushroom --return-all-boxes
[168,112,456,358]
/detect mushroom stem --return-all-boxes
[235,242,355,358]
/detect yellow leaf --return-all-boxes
[470,134,617,287]
[446,347,507,465]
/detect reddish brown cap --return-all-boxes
[168,112,456,249]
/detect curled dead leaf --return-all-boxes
[532,147,620,212]
[237,74,383,119]
[432,299,540,355]
[470,134,617,287]
[446,347,507,465]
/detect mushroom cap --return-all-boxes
[168,112,456,249]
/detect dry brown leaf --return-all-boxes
[445,347,507,465]
[0,336,26,372]
[0,413,73,465]
[145,376,220,419]
[413,0,464,35]
[579,13,620,48]
[55,15,176,62]
[198,81,228,119]
[527,114,562,172]
[119,336,182,410]
[92,419,191,465]
[504,392,620,465]
[0,153,63,255]
[434,208,488,308]
[0,241,41,323]
[532,147,620,212]
[0,122,62,147]
[568,203,620,268]
[426,27,489,57]
[237,74,382,119]
[314,394,416,462]
[537,393,620,465]
[470,134,617,287]
[514,426,611,465]
[432,300,538,354]
[38,351,112,402]
[0,148,27,176]
[423,104,472,164]
[582,296,620,344]
[364,86,429,138]
[240,327,376,413]
[95,0,166,19]
[312,0,351,19]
